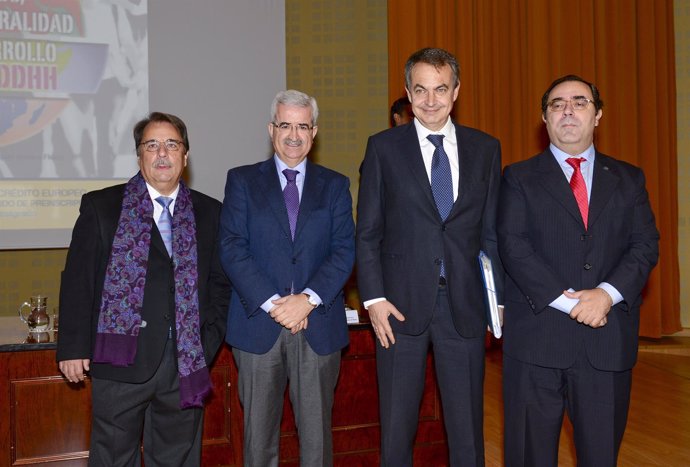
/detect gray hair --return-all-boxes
[270,89,319,126]
[404,47,460,91]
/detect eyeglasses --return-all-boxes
[139,139,184,152]
[272,122,314,133]
[546,97,594,112]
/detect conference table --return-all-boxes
[0,316,447,466]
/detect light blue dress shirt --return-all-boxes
[548,144,623,314]
[260,155,322,313]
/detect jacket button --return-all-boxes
[584,263,592,270]
[292,258,297,264]
[441,224,447,231]
[434,258,442,265]
[170,286,175,293]
[164,314,170,320]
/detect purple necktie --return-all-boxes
[283,169,300,239]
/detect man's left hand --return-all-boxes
[270,294,315,331]
[565,288,612,328]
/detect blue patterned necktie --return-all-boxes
[427,134,453,277]
[283,169,300,239]
[428,134,454,219]
[156,196,173,256]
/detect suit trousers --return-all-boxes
[89,338,204,467]
[233,327,341,467]
[502,348,632,467]
[376,286,486,467]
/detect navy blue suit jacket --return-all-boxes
[220,158,355,356]
[356,121,504,337]
[498,150,659,371]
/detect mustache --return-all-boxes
[283,137,304,146]
[152,158,173,168]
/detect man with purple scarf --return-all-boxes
[57,112,231,466]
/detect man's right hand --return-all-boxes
[59,359,90,384]
[368,300,405,349]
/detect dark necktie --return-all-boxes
[283,169,300,239]
[566,157,589,229]
[427,134,454,221]
[427,134,453,277]
[155,196,173,256]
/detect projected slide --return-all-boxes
[0,0,148,248]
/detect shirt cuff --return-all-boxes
[261,294,282,313]
[549,288,578,314]
[597,282,623,306]
[301,288,322,307]
[363,297,386,309]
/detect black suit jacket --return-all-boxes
[498,149,659,371]
[56,183,231,383]
[356,121,504,337]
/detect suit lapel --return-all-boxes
[294,161,325,240]
[445,123,487,220]
[150,222,169,257]
[588,153,619,228]
[536,150,587,228]
[449,124,477,219]
[257,159,293,240]
[397,124,442,217]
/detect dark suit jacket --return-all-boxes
[56,183,231,383]
[219,159,355,356]
[356,121,504,338]
[498,149,659,371]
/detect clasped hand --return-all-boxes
[270,294,312,334]
[565,287,612,328]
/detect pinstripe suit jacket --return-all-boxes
[498,149,659,371]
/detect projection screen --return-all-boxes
[0,0,285,249]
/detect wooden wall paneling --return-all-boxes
[1,327,448,466]
[201,348,240,467]
[11,377,91,465]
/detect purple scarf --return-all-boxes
[93,172,211,408]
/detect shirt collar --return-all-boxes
[146,182,180,201]
[414,116,455,145]
[274,154,307,177]
[550,143,596,166]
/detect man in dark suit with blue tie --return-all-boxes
[219,90,355,467]
[498,75,660,467]
[356,47,504,467]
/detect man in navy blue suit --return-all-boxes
[498,75,659,467]
[357,47,504,467]
[219,90,355,467]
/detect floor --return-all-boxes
[482,335,690,466]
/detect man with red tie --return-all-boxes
[498,75,660,467]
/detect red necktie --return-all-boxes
[566,157,588,229]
